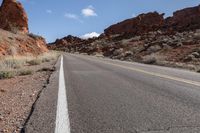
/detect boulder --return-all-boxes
[0,0,28,34]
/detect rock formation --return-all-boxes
[104,5,200,36]
[104,12,165,36]
[165,5,200,32]
[0,0,48,56]
[0,0,29,34]
[48,35,97,53]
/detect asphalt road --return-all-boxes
[24,53,200,133]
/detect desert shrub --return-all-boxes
[38,67,55,72]
[142,55,157,64]
[0,57,25,70]
[0,71,15,79]
[197,69,200,73]
[39,51,59,63]
[28,33,43,40]
[18,70,33,76]
[27,59,41,65]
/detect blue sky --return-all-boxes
[1,0,200,42]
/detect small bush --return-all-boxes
[27,59,41,66]
[143,56,157,64]
[39,52,59,63]
[0,71,15,79]
[0,58,25,69]
[28,33,43,40]
[18,70,33,76]
[38,67,55,72]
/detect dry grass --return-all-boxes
[0,51,59,79]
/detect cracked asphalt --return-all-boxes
[24,53,200,133]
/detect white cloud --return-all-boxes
[82,5,97,17]
[81,32,100,39]
[46,10,52,14]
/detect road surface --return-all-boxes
[24,53,200,133]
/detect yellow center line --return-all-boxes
[72,54,200,87]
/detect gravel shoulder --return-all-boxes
[0,59,57,133]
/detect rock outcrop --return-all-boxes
[104,5,200,36]
[48,35,98,54]
[165,5,200,32]
[104,12,165,36]
[0,0,29,34]
[0,0,48,56]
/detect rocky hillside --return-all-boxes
[104,12,165,36]
[48,35,98,54]
[49,5,200,71]
[105,5,200,35]
[0,0,48,56]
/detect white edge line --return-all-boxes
[55,55,71,133]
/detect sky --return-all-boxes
[1,0,200,42]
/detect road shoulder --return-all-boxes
[21,56,61,133]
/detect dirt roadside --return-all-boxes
[0,56,59,133]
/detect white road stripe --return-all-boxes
[55,56,71,133]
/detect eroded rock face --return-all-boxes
[104,5,200,36]
[165,5,200,32]
[104,12,165,36]
[0,0,29,34]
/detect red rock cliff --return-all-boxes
[0,0,29,34]
[104,5,200,36]
[165,5,200,32]
[104,12,165,36]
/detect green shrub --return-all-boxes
[18,70,33,76]
[0,71,15,79]
[27,59,41,65]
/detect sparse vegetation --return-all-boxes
[142,55,157,64]
[28,33,44,40]
[27,58,42,65]
[0,51,60,79]
[197,69,200,73]
[37,67,55,72]
[0,71,15,79]
[18,70,33,76]
[39,52,59,63]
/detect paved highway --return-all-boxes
[24,53,200,133]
